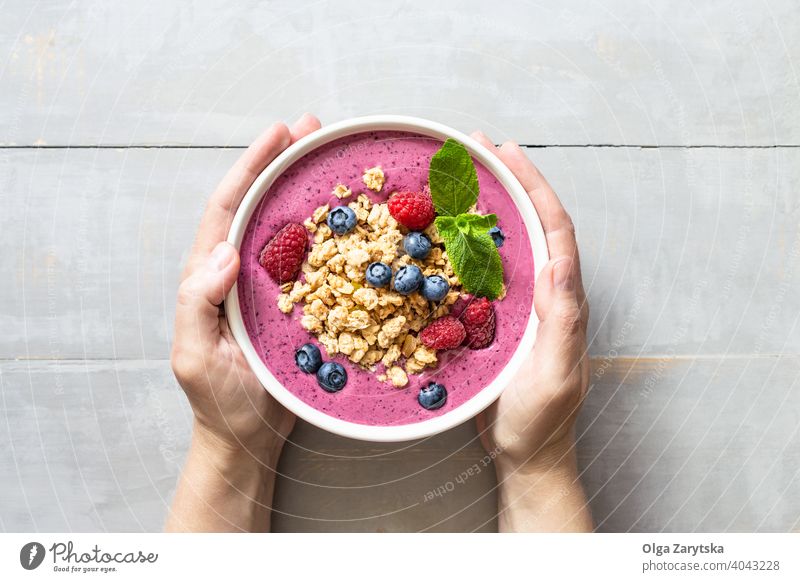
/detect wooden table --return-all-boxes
[2,0,798,532]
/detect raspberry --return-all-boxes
[388,191,435,230]
[420,316,466,350]
[462,297,496,349]
[258,223,307,283]
[449,293,474,319]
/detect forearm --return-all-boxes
[495,447,593,532]
[166,423,282,532]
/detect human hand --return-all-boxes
[170,114,322,460]
[472,133,589,477]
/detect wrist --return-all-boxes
[167,420,281,532]
[492,438,592,532]
[191,420,284,474]
[494,436,578,482]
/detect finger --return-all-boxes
[470,130,498,155]
[469,131,584,296]
[471,133,577,271]
[290,113,321,143]
[186,123,292,278]
[535,255,589,334]
[495,141,586,309]
[532,256,584,381]
[496,141,574,256]
[534,257,571,321]
[175,242,241,352]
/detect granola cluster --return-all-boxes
[361,165,385,192]
[277,183,461,388]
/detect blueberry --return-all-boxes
[403,232,431,259]
[295,343,323,374]
[327,206,357,235]
[316,361,347,392]
[418,382,447,410]
[366,262,392,287]
[393,265,423,295]
[488,226,505,248]
[420,275,450,302]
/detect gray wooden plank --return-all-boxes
[0,360,191,532]
[3,146,799,360]
[578,356,800,532]
[0,359,496,532]
[1,357,798,532]
[272,419,498,533]
[1,0,798,147]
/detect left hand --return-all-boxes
[170,114,322,458]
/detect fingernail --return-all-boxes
[553,258,574,291]
[210,242,235,271]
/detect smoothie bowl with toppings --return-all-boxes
[226,116,548,441]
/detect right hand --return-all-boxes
[472,133,590,475]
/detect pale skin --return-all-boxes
[166,115,592,532]
[165,115,319,532]
[471,131,593,532]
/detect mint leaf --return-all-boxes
[435,215,456,234]
[454,213,497,235]
[435,216,504,300]
[429,138,479,217]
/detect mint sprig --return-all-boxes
[435,217,504,300]
[428,139,504,300]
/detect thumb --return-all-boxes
[533,257,583,377]
[175,241,241,346]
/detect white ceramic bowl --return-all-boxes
[226,115,548,442]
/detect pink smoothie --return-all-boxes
[237,131,535,426]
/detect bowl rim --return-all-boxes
[225,115,549,442]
